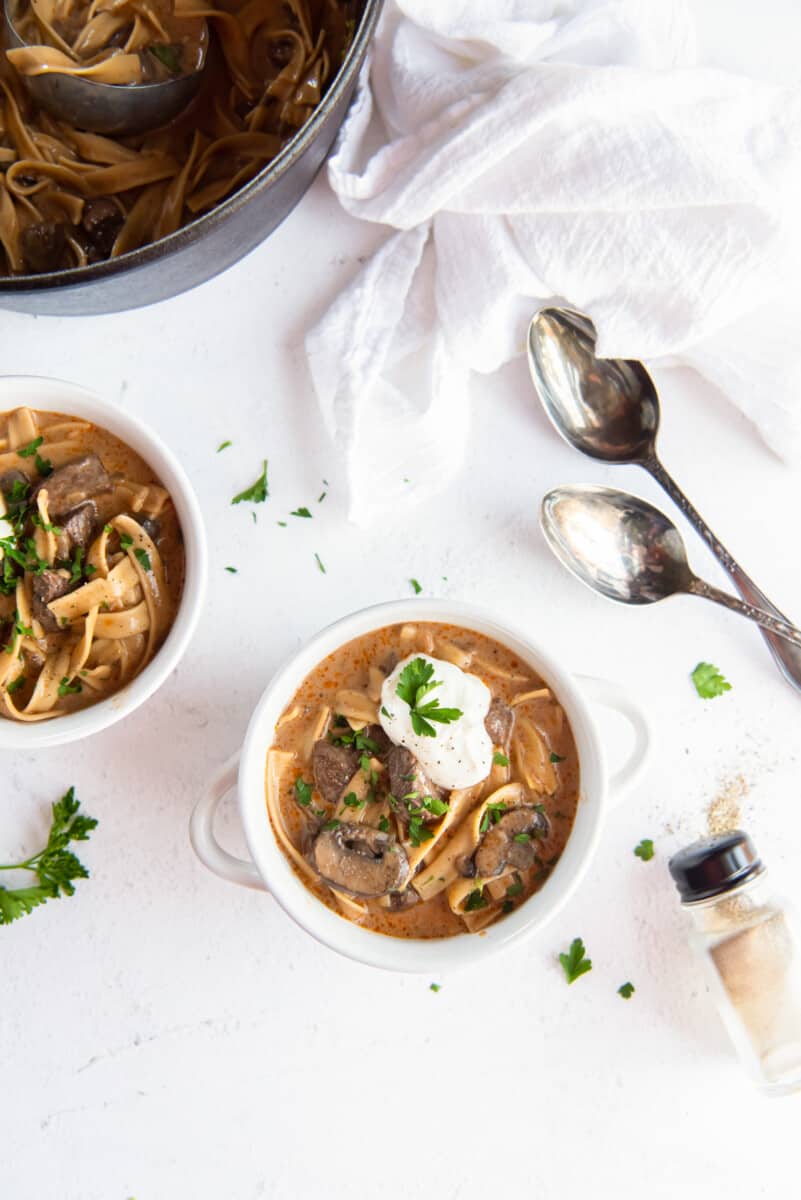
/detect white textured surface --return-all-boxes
[3,7,801,1193]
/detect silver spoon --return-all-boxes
[3,0,207,135]
[541,485,801,649]
[528,306,801,688]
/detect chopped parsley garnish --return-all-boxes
[407,813,434,847]
[506,875,524,898]
[419,795,449,817]
[134,548,151,572]
[58,676,82,697]
[634,838,655,862]
[550,751,566,763]
[479,801,507,833]
[232,461,268,506]
[217,440,232,452]
[34,453,52,477]
[291,506,312,518]
[318,492,327,503]
[322,819,341,831]
[103,523,113,534]
[7,478,29,503]
[277,521,287,527]
[7,673,25,694]
[691,661,731,699]
[314,552,326,574]
[120,533,133,549]
[493,751,509,766]
[395,657,463,738]
[618,982,635,999]
[513,833,531,843]
[502,899,515,914]
[409,578,422,595]
[149,43,181,74]
[66,547,85,585]
[294,777,313,808]
[0,787,97,924]
[224,566,238,574]
[378,814,390,833]
[464,888,487,912]
[342,792,365,810]
[16,436,43,459]
[381,705,392,719]
[559,937,592,984]
[330,725,379,754]
[429,983,441,993]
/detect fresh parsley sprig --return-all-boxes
[691,661,731,699]
[232,461,269,506]
[0,787,97,924]
[395,657,463,738]
[559,936,592,984]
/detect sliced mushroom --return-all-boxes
[474,805,549,878]
[484,697,515,749]
[312,822,410,898]
[32,568,72,632]
[387,744,444,823]
[312,739,358,805]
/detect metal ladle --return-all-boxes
[528,306,801,689]
[3,0,208,135]
[541,485,801,649]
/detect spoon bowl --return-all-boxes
[3,0,208,135]
[541,485,693,605]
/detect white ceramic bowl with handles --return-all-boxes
[191,600,651,973]
[0,375,207,749]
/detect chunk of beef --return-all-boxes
[387,744,444,823]
[81,198,124,261]
[312,740,358,806]
[55,500,98,561]
[32,569,72,633]
[362,723,391,759]
[484,697,515,749]
[21,222,68,274]
[32,454,112,518]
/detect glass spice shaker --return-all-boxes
[668,830,801,1096]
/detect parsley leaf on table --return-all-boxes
[395,657,463,738]
[691,661,731,699]
[634,838,655,862]
[0,787,97,924]
[618,982,635,999]
[232,461,269,506]
[559,936,592,984]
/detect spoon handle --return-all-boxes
[688,578,801,649]
[647,457,801,685]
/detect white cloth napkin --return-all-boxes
[306,0,801,523]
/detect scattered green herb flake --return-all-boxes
[506,875,524,898]
[618,982,635,999]
[217,440,232,452]
[691,661,731,699]
[251,512,257,525]
[277,521,287,527]
[378,814,390,833]
[34,453,52,477]
[17,436,43,459]
[464,888,487,912]
[502,899,515,914]
[291,506,312,518]
[7,673,25,695]
[550,751,566,763]
[429,982,441,993]
[395,657,463,738]
[381,705,392,719]
[634,838,655,862]
[493,751,509,766]
[314,552,326,574]
[409,578,422,595]
[421,795,449,817]
[231,460,268,506]
[149,42,181,74]
[322,819,341,831]
[513,833,531,843]
[318,492,327,503]
[134,547,151,572]
[559,937,592,984]
[342,792,365,810]
[57,676,82,697]
[224,566,238,574]
[294,777,313,808]
[103,523,113,534]
[408,814,434,847]
[0,786,97,924]
[120,533,133,549]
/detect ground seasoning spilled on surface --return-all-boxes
[707,775,749,835]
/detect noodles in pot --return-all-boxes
[0,0,358,274]
[0,405,184,720]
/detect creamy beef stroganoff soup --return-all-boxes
[266,622,580,938]
[0,405,184,720]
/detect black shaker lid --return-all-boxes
[668,830,763,903]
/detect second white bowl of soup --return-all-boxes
[191,601,651,973]
[0,376,206,748]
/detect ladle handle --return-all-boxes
[688,578,801,649]
[647,458,801,685]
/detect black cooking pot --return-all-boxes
[0,0,382,316]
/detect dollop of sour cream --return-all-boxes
[380,653,493,789]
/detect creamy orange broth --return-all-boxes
[267,622,579,939]
[0,407,184,719]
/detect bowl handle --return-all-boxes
[577,675,651,807]
[189,753,267,891]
